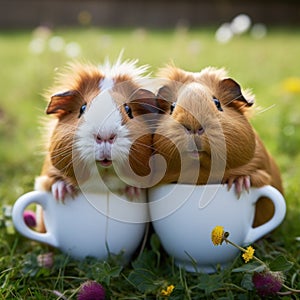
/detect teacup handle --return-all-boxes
[243,185,286,245]
[12,191,59,247]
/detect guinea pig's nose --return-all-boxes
[197,127,205,135]
[96,133,116,144]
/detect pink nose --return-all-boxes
[96,133,116,144]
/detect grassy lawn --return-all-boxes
[0,26,300,299]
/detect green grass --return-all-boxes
[1,27,300,299]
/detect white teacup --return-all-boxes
[148,184,286,273]
[12,191,149,261]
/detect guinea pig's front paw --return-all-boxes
[51,180,77,202]
[227,175,251,198]
[124,186,141,201]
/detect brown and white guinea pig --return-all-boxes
[35,58,157,202]
[153,65,283,227]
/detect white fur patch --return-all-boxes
[99,53,149,81]
[99,77,114,91]
[74,89,131,192]
[71,55,148,193]
[89,91,122,133]
[76,90,123,154]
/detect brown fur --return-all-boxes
[36,62,156,193]
[35,62,156,232]
[153,66,283,227]
[37,63,104,190]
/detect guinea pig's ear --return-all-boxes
[46,90,80,117]
[156,86,176,114]
[129,89,160,116]
[220,78,254,112]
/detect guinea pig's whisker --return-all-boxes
[50,144,72,153]
[51,147,73,160]
[256,104,276,115]
[223,94,244,106]
[238,103,249,111]
[128,154,145,166]
[130,141,154,151]
[154,136,183,149]
[52,154,73,164]
[153,142,179,159]
[60,160,73,171]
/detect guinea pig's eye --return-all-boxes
[213,97,223,112]
[170,102,176,114]
[124,104,133,119]
[78,103,87,118]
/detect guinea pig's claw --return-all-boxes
[227,177,235,191]
[235,176,251,198]
[52,180,76,202]
[125,186,140,200]
[226,176,251,198]
[244,176,251,192]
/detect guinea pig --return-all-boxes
[35,58,157,203]
[153,65,283,227]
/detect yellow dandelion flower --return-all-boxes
[211,226,225,246]
[161,285,175,296]
[242,246,255,263]
[282,77,300,94]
